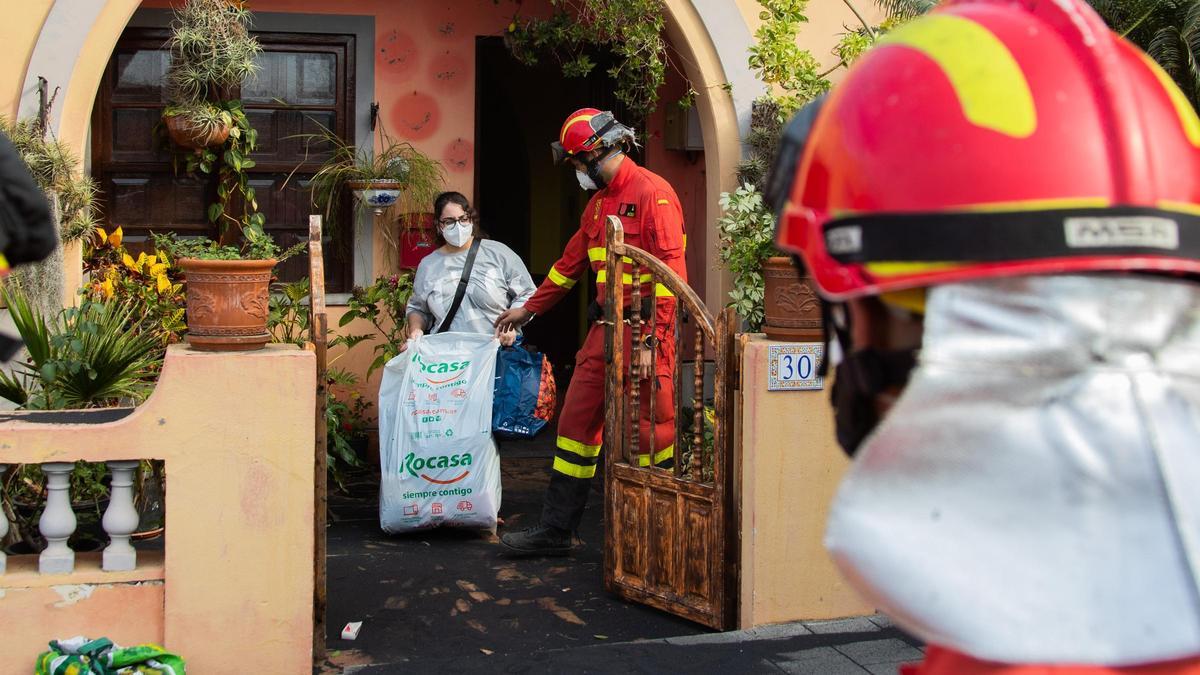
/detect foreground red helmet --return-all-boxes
[551,108,636,164]
[776,0,1200,301]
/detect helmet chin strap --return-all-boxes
[585,146,622,189]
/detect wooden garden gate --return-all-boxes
[602,216,739,630]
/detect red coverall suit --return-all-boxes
[523,157,687,532]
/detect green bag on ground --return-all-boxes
[34,636,186,675]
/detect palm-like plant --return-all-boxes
[0,289,164,410]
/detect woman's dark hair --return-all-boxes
[433,191,484,247]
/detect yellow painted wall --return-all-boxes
[738,335,872,626]
[0,345,316,671]
[0,2,53,119]
[734,0,887,83]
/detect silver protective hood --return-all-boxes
[826,274,1200,665]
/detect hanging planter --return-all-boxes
[347,179,404,215]
[163,111,231,150]
[762,257,823,342]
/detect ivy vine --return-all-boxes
[504,0,672,121]
[169,100,266,246]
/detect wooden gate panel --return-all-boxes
[648,487,678,588]
[602,216,738,631]
[613,482,648,585]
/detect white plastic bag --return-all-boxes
[378,332,501,533]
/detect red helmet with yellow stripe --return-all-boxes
[776,0,1200,301]
[551,108,636,164]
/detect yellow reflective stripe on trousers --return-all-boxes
[547,266,576,289]
[588,247,632,264]
[553,456,597,479]
[557,435,602,458]
[596,270,653,285]
[636,445,675,467]
[654,284,674,298]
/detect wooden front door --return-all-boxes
[601,215,739,630]
[92,29,355,291]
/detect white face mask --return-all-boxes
[443,222,472,247]
[576,170,599,191]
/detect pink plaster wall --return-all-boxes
[0,578,165,674]
[144,0,553,196]
[0,345,316,672]
[138,0,709,416]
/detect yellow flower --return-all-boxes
[109,226,123,248]
[156,273,171,294]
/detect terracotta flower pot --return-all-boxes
[762,256,823,342]
[179,258,276,352]
[163,113,231,150]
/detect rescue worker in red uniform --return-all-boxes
[496,108,686,556]
[775,0,1200,673]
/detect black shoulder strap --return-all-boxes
[436,238,482,333]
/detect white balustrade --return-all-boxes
[39,462,77,574]
[0,463,7,574]
[102,460,139,572]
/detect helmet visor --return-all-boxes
[550,141,569,165]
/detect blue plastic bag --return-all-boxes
[492,344,549,439]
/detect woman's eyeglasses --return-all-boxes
[438,215,473,227]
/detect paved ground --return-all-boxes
[318,437,923,675]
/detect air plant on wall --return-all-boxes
[161,0,261,149]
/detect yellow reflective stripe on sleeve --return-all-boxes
[879,15,1035,138]
[656,199,670,205]
[654,284,674,298]
[557,436,602,458]
[547,267,576,289]
[553,456,598,479]
[635,445,675,467]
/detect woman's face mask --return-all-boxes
[442,221,472,247]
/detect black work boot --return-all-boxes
[499,523,573,557]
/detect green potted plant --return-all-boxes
[720,0,916,339]
[329,272,416,377]
[153,232,304,352]
[299,125,444,236]
[161,0,260,150]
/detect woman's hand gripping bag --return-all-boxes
[378,332,501,533]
